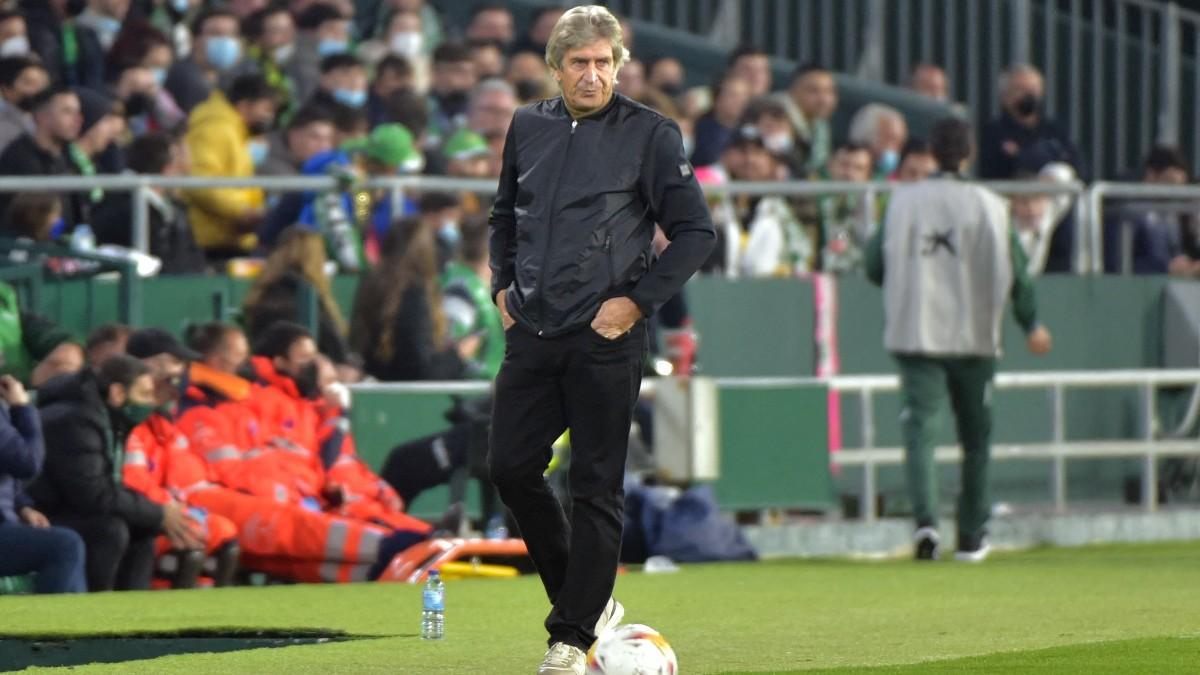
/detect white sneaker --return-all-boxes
[913,527,940,561]
[538,642,586,675]
[954,541,992,563]
[594,597,624,638]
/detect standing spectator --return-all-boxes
[428,42,478,146]
[467,38,506,81]
[289,3,351,103]
[848,103,908,179]
[0,88,82,230]
[896,138,937,182]
[466,3,515,51]
[865,117,1052,562]
[22,0,105,90]
[369,55,417,126]
[0,56,49,153]
[165,8,244,114]
[76,0,131,52]
[979,64,1084,180]
[1103,146,1200,276]
[350,217,475,381]
[909,63,949,102]
[506,49,551,103]
[0,374,87,594]
[184,74,276,259]
[647,57,685,97]
[92,132,207,274]
[776,63,838,174]
[258,104,336,177]
[28,355,203,591]
[727,44,772,97]
[691,72,750,167]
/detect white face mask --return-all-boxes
[272,43,295,64]
[0,35,29,57]
[389,31,423,58]
[764,133,794,154]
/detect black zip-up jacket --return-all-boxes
[489,93,715,337]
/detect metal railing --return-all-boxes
[830,369,1200,521]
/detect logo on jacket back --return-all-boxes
[922,230,957,256]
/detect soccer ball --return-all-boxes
[586,623,678,675]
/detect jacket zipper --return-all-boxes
[536,118,577,336]
[604,233,615,289]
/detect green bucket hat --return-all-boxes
[442,128,491,161]
[343,123,424,173]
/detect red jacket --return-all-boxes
[123,413,212,504]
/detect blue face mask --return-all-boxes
[171,0,191,13]
[205,36,242,72]
[248,139,269,167]
[95,15,122,39]
[878,149,900,175]
[438,220,460,247]
[151,67,167,87]
[332,88,367,109]
[317,39,349,58]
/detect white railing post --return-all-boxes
[131,183,150,254]
[1159,2,1182,146]
[1050,384,1067,513]
[1141,383,1158,512]
[860,387,876,522]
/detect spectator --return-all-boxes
[848,103,908,179]
[2,192,61,242]
[727,44,772,97]
[466,3,514,51]
[729,128,813,277]
[441,214,503,379]
[106,24,186,136]
[775,63,838,174]
[329,98,370,145]
[28,354,203,591]
[76,0,131,52]
[242,227,355,370]
[23,0,105,90]
[1103,146,1200,276]
[381,87,432,165]
[0,88,82,230]
[468,77,516,141]
[0,56,49,152]
[184,321,249,375]
[0,373,87,594]
[289,3,351,103]
[896,138,937,182]
[0,9,30,59]
[0,279,83,388]
[66,88,126,216]
[240,5,298,117]
[428,42,478,145]
[84,323,131,369]
[512,6,564,56]
[369,54,415,126]
[184,74,276,259]
[467,38,506,81]
[1010,162,1077,275]
[351,217,475,381]
[506,49,551,103]
[691,72,751,167]
[743,96,804,177]
[615,58,645,99]
[646,56,685,98]
[909,63,949,102]
[93,132,207,274]
[258,104,336,177]
[417,190,462,269]
[811,142,875,273]
[164,8,244,114]
[979,64,1084,180]
[444,128,492,179]
[308,53,368,116]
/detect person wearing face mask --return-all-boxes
[308,52,369,115]
[184,74,276,259]
[979,64,1084,181]
[465,3,514,51]
[105,24,186,135]
[289,3,352,103]
[848,102,909,180]
[743,96,805,178]
[368,54,415,126]
[21,0,106,90]
[646,56,685,99]
[0,56,49,153]
[428,42,478,146]
[0,10,31,58]
[240,5,298,120]
[75,0,130,52]
[164,8,243,114]
[26,355,205,591]
[507,49,552,103]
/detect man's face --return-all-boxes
[230,0,267,18]
[289,120,335,163]
[739,144,777,181]
[142,44,173,71]
[795,71,837,121]
[471,44,505,80]
[648,58,683,93]
[897,152,937,182]
[236,98,277,134]
[553,40,616,115]
[714,78,750,123]
[531,10,565,45]
[508,52,548,83]
[0,15,26,43]
[373,67,412,98]
[1011,193,1049,230]
[37,93,83,144]
[320,65,367,96]
[86,335,126,368]
[911,66,947,101]
[830,148,873,182]
[1146,166,1189,185]
[434,58,477,97]
[1002,70,1044,121]
[732,54,771,97]
[469,89,516,137]
[447,155,491,178]
[275,337,318,382]
[260,11,295,49]
[615,59,644,98]
[110,374,157,408]
[210,331,249,374]
[467,9,513,45]
[142,353,186,406]
[93,0,131,19]
[874,115,908,158]
[201,15,240,40]
[3,66,48,105]
[316,19,350,44]
[82,113,126,152]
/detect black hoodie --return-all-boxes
[26,369,163,530]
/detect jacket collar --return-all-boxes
[555,91,621,122]
[250,355,301,399]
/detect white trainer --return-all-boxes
[954,541,992,563]
[537,642,586,675]
[594,597,624,638]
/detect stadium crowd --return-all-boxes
[0,0,1199,592]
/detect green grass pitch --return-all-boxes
[2,542,1199,673]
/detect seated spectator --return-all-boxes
[23,0,105,90]
[84,323,130,369]
[465,3,514,51]
[512,5,564,56]
[240,5,298,119]
[808,142,875,273]
[2,192,61,242]
[106,24,186,136]
[467,78,516,175]
[848,103,908,179]
[691,71,751,167]
[184,321,249,376]
[428,42,478,146]
[0,280,83,388]
[1011,163,1077,275]
[774,63,838,174]
[368,54,416,127]
[442,215,504,380]
[351,218,476,381]
[93,132,207,274]
[1104,146,1200,277]
[647,56,685,98]
[257,104,336,177]
[909,63,949,102]
[979,64,1084,180]
[76,0,131,53]
[0,373,87,594]
[382,87,436,169]
[727,44,772,97]
[0,87,82,230]
[896,138,937,182]
[308,52,368,116]
[289,3,352,103]
[66,87,126,216]
[443,128,493,182]
[727,129,814,277]
[184,74,277,259]
[467,38,505,81]
[743,96,805,177]
[615,58,646,100]
[242,227,356,372]
[165,8,244,114]
[506,49,551,103]
[418,190,464,269]
[28,355,202,591]
[359,9,427,93]
[0,55,49,153]
[0,9,30,59]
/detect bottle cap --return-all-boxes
[429,569,439,577]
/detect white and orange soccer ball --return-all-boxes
[586,623,678,675]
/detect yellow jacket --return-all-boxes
[184,92,263,252]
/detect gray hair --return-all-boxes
[998,64,1043,95]
[848,103,905,146]
[470,78,516,108]
[544,5,630,73]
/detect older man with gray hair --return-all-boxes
[848,102,909,179]
[979,63,1083,180]
[487,5,715,673]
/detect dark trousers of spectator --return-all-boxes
[895,353,996,548]
[0,521,87,593]
[50,514,158,591]
[488,321,645,651]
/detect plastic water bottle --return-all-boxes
[70,224,96,252]
[421,570,445,640]
[485,514,509,540]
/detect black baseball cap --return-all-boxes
[126,328,200,361]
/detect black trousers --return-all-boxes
[50,513,158,592]
[488,321,645,650]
